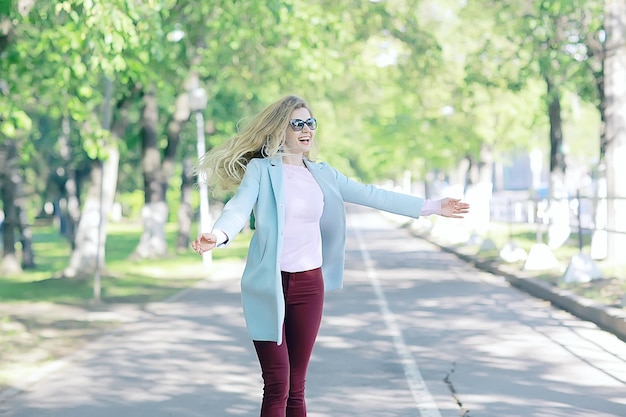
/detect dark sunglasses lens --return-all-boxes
[306,118,317,130]
[290,118,317,131]
[290,119,305,131]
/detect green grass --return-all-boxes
[0,223,252,305]
[464,221,625,307]
[482,222,591,257]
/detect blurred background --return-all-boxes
[0,0,625,389]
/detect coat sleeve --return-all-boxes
[328,163,425,219]
[211,160,261,245]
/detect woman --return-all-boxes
[192,95,469,417]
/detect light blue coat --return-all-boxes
[213,157,425,344]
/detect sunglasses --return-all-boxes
[289,117,317,131]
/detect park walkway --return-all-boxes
[1,206,625,417]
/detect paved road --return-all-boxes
[1,206,625,417]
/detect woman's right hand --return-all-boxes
[192,233,218,255]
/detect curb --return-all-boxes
[416,232,626,344]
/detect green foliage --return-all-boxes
[0,222,252,304]
[0,0,616,261]
[0,109,31,137]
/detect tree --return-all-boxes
[603,0,626,260]
[45,0,167,278]
[0,0,37,274]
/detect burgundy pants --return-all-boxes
[253,267,324,417]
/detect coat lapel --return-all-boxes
[304,159,328,195]
[268,156,284,208]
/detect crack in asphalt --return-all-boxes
[444,361,471,417]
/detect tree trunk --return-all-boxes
[604,0,626,261]
[171,88,194,253]
[132,90,169,259]
[545,77,570,249]
[0,136,35,270]
[597,64,608,160]
[591,73,609,259]
[177,157,194,253]
[583,14,609,260]
[463,146,494,238]
[58,116,81,247]
[0,139,21,274]
[17,204,35,268]
[63,151,119,278]
[547,78,566,176]
[61,79,129,278]
[133,86,191,259]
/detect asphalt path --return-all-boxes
[1,205,625,417]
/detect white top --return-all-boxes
[280,164,324,272]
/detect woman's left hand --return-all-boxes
[440,198,470,218]
[192,233,218,254]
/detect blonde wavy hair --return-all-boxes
[195,95,317,192]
